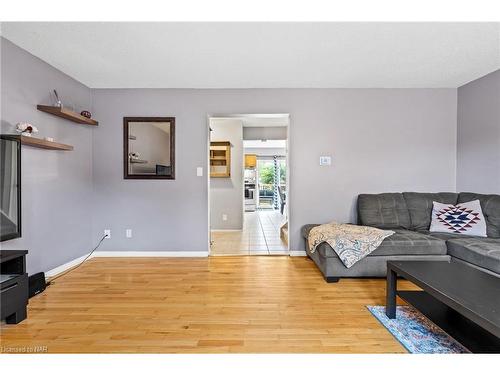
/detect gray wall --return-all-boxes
[92,88,457,252]
[210,118,243,230]
[1,39,459,261]
[91,89,208,252]
[0,38,94,274]
[457,69,500,193]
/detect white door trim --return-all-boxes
[206,113,291,256]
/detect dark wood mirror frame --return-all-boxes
[123,117,175,180]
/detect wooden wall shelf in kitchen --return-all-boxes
[210,141,231,178]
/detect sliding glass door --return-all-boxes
[256,156,286,210]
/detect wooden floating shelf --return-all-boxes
[37,105,99,126]
[130,159,148,164]
[21,136,73,151]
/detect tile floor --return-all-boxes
[210,210,288,256]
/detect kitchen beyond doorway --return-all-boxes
[208,114,290,256]
[210,210,288,255]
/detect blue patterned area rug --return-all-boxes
[367,305,470,354]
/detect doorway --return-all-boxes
[207,114,290,256]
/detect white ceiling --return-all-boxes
[1,22,499,88]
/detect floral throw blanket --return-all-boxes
[308,222,394,268]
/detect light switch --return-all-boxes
[197,167,203,176]
[319,156,332,166]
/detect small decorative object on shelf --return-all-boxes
[53,89,62,108]
[15,122,39,137]
[44,137,54,142]
[80,110,92,118]
[129,152,140,160]
[129,152,147,164]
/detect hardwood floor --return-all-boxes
[0,256,416,353]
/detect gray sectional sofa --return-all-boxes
[302,192,500,282]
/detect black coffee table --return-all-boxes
[386,260,500,353]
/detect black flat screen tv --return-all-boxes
[0,135,21,241]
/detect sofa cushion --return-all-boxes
[446,238,500,275]
[417,230,482,241]
[357,193,411,229]
[403,192,458,231]
[458,193,500,238]
[302,224,321,238]
[307,228,447,258]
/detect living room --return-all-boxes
[1,1,499,373]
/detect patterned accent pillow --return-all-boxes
[429,200,486,237]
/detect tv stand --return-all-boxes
[1,250,28,324]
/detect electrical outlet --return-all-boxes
[196,167,203,177]
[126,229,132,238]
[104,229,111,239]
[222,214,228,221]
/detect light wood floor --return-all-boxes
[0,256,416,353]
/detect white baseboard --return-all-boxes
[45,251,209,278]
[45,253,92,278]
[92,251,209,257]
[210,229,242,232]
[289,250,307,256]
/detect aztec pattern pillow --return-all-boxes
[429,200,486,237]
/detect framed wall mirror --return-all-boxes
[124,117,175,179]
